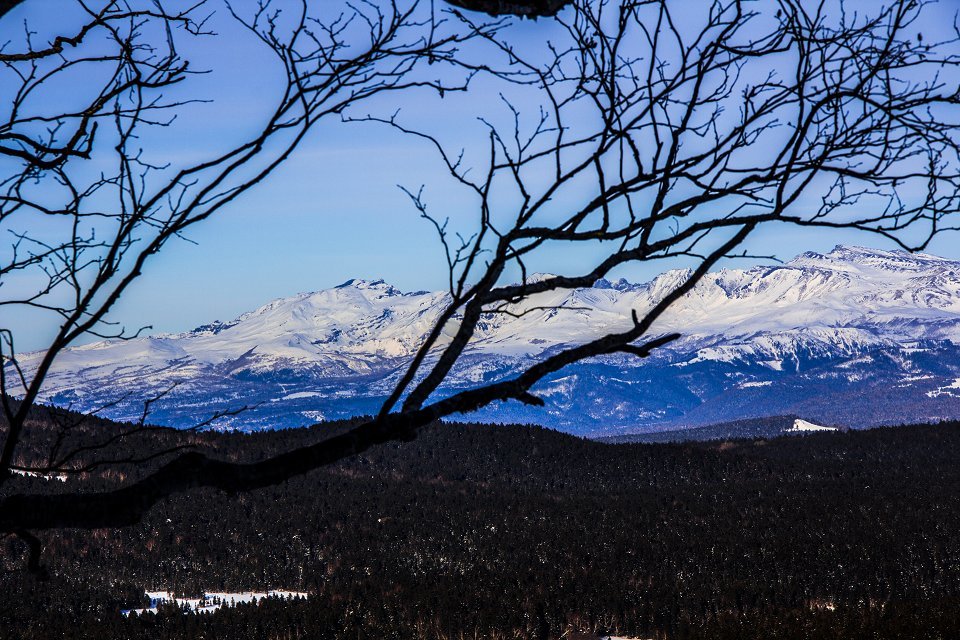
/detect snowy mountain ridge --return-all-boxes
[11,245,960,436]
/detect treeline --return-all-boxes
[3,411,960,639]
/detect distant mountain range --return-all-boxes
[11,245,960,436]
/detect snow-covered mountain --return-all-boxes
[11,245,960,436]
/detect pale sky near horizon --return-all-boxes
[3,0,960,352]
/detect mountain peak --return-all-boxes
[594,277,637,291]
[522,272,560,284]
[789,245,950,272]
[334,278,401,294]
[827,245,909,260]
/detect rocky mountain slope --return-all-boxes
[11,245,960,436]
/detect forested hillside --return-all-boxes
[3,412,960,639]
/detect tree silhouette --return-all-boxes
[2,0,960,563]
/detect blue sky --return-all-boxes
[3,0,960,352]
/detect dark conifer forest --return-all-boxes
[3,411,960,639]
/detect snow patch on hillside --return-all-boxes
[122,590,308,616]
[789,419,838,433]
[927,378,960,398]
